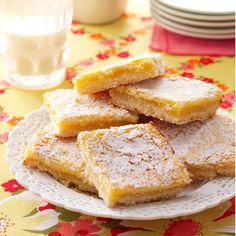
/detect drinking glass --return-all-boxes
[0,0,73,90]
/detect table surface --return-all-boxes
[0,1,235,235]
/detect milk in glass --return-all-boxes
[0,0,72,90]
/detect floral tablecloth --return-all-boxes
[0,1,235,235]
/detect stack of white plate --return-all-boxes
[150,0,235,39]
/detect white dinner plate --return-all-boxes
[152,21,235,39]
[6,106,235,220]
[157,0,235,15]
[151,11,235,35]
[152,17,235,39]
[151,6,235,28]
[151,0,235,21]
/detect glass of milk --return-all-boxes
[0,0,73,90]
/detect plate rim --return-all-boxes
[151,14,235,39]
[151,6,235,28]
[6,106,236,220]
[150,0,235,21]
[153,22,235,39]
[156,0,235,15]
[152,11,235,34]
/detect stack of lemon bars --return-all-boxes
[23,53,235,207]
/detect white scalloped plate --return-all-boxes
[6,106,235,220]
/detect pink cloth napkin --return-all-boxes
[150,24,235,56]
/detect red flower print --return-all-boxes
[220,100,233,109]
[6,116,23,126]
[216,83,228,91]
[123,35,136,42]
[96,217,112,222]
[111,226,142,236]
[220,92,235,109]
[0,112,8,121]
[0,80,10,86]
[224,93,235,103]
[0,132,8,143]
[165,68,176,74]
[72,20,79,25]
[78,59,94,67]
[164,219,201,236]
[96,53,109,60]
[0,89,5,94]
[213,198,235,221]
[117,51,130,58]
[187,59,200,65]
[58,222,75,236]
[102,39,115,46]
[74,219,101,236]
[181,72,194,79]
[48,232,61,236]
[141,16,153,21]
[1,179,24,192]
[199,57,214,65]
[58,219,101,236]
[71,28,85,35]
[202,77,214,84]
[180,63,194,70]
[38,203,55,211]
[90,33,104,40]
[65,67,77,81]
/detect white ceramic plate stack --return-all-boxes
[150,0,235,39]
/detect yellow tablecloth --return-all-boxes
[0,1,235,235]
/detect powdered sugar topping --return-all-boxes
[44,89,134,122]
[28,124,83,170]
[154,110,235,165]
[80,123,189,188]
[130,75,222,102]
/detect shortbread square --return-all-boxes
[109,74,223,124]
[73,53,164,94]
[78,123,191,207]
[153,110,235,180]
[23,124,97,193]
[44,89,138,137]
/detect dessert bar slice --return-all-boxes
[109,74,223,124]
[23,124,97,193]
[44,89,138,137]
[153,110,235,180]
[73,53,164,94]
[78,123,191,207]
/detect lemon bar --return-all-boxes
[78,123,191,207]
[23,124,97,193]
[73,53,164,94]
[109,74,223,124]
[44,89,138,137]
[153,110,235,180]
